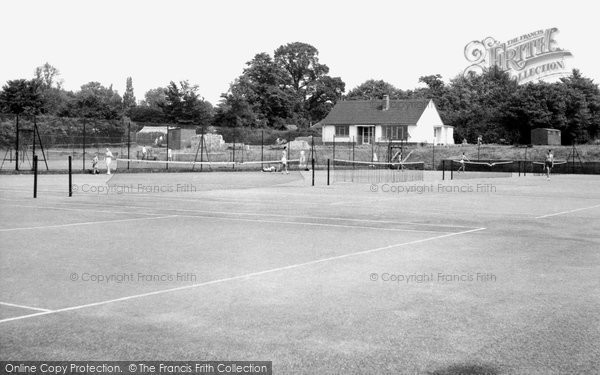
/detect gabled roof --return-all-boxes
[320,99,431,126]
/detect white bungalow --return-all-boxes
[320,96,454,145]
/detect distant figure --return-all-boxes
[92,154,99,174]
[280,147,288,174]
[299,150,308,171]
[545,149,554,180]
[167,148,173,161]
[142,145,147,160]
[477,135,483,145]
[105,148,114,175]
[462,138,468,145]
[154,137,159,146]
[458,152,469,173]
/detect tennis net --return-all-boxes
[115,158,299,173]
[333,159,424,183]
[447,160,515,179]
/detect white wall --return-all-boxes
[323,125,361,143]
[410,100,445,143]
[322,125,334,143]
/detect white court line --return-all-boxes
[0,301,53,312]
[535,203,600,219]
[172,213,452,234]
[2,200,455,234]
[0,215,178,232]
[0,227,486,324]
[0,203,162,217]
[63,199,476,229]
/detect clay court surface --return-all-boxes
[0,170,599,374]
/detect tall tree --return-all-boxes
[32,63,68,115]
[122,77,136,114]
[0,79,43,115]
[161,81,213,126]
[74,82,123,120]
[217,43,344,128]
[346,79,412,100]
[142,87,167,108]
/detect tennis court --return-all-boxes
[0,168,599,374]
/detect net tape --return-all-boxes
[116,158,300,169]
[333,159,425,169]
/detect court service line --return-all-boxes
[535,203,600,219]
[52,201,463,233]
[0,301,53,312]
[0,227,486,324]
[64,200,476,229]
[0,215,178,232]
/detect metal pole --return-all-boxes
[572,144,575,174]
[200,128,204,172]
[33,155,38,198]
[327,159,330,185]
[83,118,86,172]
[166,127,169,170]
[432,142,435,170]
[451,161,453,180]
[68,156,72,197]
[15,114,19,171]
[524,147,527,176]
[311,135,315,164]
[232,136,236,170]
[127,121,131,170]
[32,116,36,171]
[371,133,374,163]
[442,160,445,180]
[261,130,264,167]
[312,157,315,186]
[333,135,336,163]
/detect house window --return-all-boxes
[335,125,349,137]
[383,126,406,140]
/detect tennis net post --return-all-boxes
[33,155,38,198]
[68,155,72,197]
[327,159,330,186]
[442,159,445,180]
[312,157,315,186]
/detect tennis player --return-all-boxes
[545,149,554,180]
[281,147,289,174]
[142,145,147,160]
[105,148,114,175]
[458,152,469,173]
[92,154,99,174]
[299,150,308,171]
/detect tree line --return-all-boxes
[1,42,599,145]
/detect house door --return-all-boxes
[359,126,374,144]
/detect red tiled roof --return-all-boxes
[320,99,430,126]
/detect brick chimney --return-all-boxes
[383,95,390,111]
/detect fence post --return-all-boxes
[68,156,72,197]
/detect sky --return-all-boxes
[1,0,598,105]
